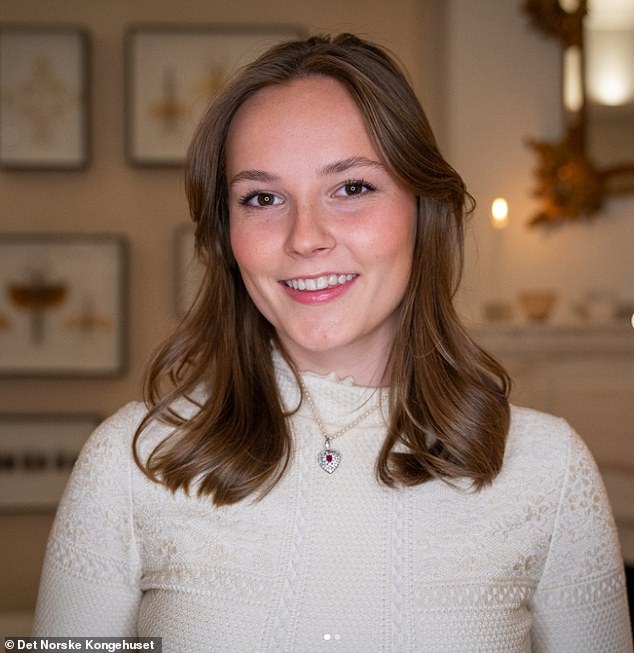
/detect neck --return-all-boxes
[281,339,392,387]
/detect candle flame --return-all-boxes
[491,198,509,229]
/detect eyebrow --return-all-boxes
[229,156,386,187]
[229,169,280,187]
[318,156,386,176]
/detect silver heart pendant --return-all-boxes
[318,448,341,474]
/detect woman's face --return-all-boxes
[226,76,416,385]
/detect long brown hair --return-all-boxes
[134,34,511,505]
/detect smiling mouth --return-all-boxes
[283,274,358,291]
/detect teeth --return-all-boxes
[284,274,357,291]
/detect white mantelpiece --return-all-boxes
[472,324,634,563]
[473,323,634,357]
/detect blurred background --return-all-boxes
[1,0,633,635]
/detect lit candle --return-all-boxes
[491,197,509,229]
[484,197,511,321]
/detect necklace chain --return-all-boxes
[299,378,380,446]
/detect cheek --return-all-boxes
[228,232,247,272]
[366,207,416,269]
[229,215,282,276]
[229,222,260,276]
[377,216,416,295]
[229,228,271,314]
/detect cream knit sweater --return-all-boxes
[34,354,632,651]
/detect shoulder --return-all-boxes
[497,405,601,497]
[62,396,196,509]
[79,393,203,466]
[504,404,576,469]
[51,395,198,541]
[44,403,150,589]
[507,404,571,446]
[70,401,150,482]
[493,407,622,574]
[82,401,147,452]
[59,402,148,510]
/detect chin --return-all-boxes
[278,327,346,355]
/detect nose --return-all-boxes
[284,200,336,257]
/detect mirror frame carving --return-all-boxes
[523,0,634,226]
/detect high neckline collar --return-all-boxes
[272,347,389,428]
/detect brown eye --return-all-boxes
[240,192,282,208]
[334,179,376,199]
[257,193,275,206]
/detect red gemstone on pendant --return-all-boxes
[326,454,333,462]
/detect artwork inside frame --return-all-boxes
[174,222,205,317]
[0,413,100,511]
[0,26,90,170]
[125,24,304,166]
[0,234,127,377]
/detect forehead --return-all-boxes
[235,75,360,120]
[225,76,380,173]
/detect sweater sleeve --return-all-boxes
[33,403,145,637]
[530,425,633,652]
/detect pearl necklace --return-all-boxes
[299,378,381,474]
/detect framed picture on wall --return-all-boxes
[174,223,205,317]
[0,26,90,170]
[0,234,127,377]
[125,24,304,166]
[0,413,100,511]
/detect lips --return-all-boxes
[283,273,358,292]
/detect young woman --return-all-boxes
[34,34,632,651]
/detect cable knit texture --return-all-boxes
[34,352,633,651]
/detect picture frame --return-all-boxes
[125,24,304,166]
[0,26,90,170]
[174,222,204,317]
[0,234,127,377]
[0,413,100,511]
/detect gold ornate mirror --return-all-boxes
[523,0,634,226]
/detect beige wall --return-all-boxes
[0,0,443,612]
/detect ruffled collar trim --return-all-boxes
[271,347,390,428]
